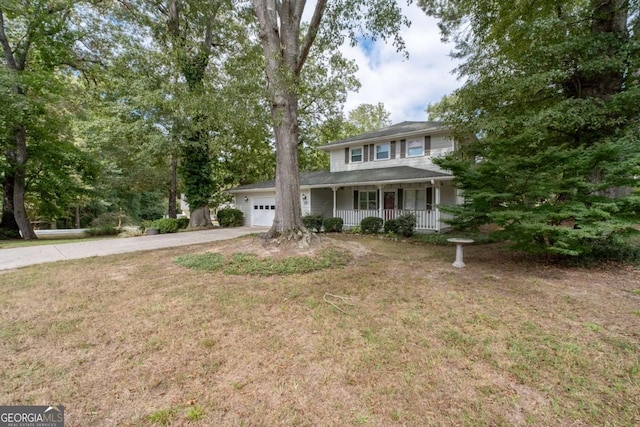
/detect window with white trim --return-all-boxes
[407,138,424,157]
[359,191,378,210]
[351,147,363,163]
[375,143,390,160]
[403,189,427,210]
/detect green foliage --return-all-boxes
[217,208,244,227]
[396,213,417,237]
[384,219,399,234]
[90,212,131,228]
[179,143,214,210]
[176,217,190,229]
[422,0,640,257]
[174,248,351,276]
[151,218,179,234]
[323,217,344,233]
[345,102,392,135]
[303,214,324,232]
[85,226,119,237]
[412,232,501,246]
[360,217,383,234]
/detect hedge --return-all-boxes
[323,217,343,233]
[361,216,383,234]
[303,214,324,232]
[217,208,244,227]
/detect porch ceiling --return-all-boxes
[230,166,452,192]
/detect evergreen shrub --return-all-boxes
[323,217,343,233]
[361,216,383,234]
[384,219,399,234]
[151,218,179,234]
[217,208,244,227]
[303,214,324,232]
[176,217,190,229]
[396,213,417,237]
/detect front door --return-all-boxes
[384,191,395,220]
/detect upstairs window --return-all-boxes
[375,143,390,160]
[407,139,424,157]
[351,147,363,163]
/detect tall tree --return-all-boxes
[123,0,236,228]
[251,0,409,239]
[346,102,392,134]
[0,0,96,239]
[420,0,640,256]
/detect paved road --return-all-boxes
[0,227,267,271]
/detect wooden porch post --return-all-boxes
[332,187,337,218]
[378,185,383,220]
[435,182,441,231]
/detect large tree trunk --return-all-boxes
[11,126,36,239]
[0,171,20,238]
[252,0,326,239]
[189,206,211,228]
[265,90,305,238]
[168,152,178,219]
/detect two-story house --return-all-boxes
[229,121,462,232]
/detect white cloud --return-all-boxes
[339,3,462,123]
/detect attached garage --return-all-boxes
[251,197,276,226]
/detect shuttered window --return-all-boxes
[407,138,424,157]
[375,143,390,160]
[351,147,363,162]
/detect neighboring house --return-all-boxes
[229,121,463,232]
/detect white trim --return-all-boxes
[319,127,451,151]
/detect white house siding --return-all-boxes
[310,188,333,217]
[329,134,454,173]
[440,184,457,206]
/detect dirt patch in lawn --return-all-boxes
[0,235,638,426]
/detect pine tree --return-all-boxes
[422,0,640,256]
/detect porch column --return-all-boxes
[378,185,384,220]
[332,187,337,218]
[435,182,441,231]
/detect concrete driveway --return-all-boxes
[0,227,267,271]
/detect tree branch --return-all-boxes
[296,0,326,75]
[0,9,18,70]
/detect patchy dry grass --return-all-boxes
[0,235,638,426]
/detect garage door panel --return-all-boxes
[252,197,275,226]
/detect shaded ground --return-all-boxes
[0,235,638,426]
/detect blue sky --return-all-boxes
[339,3,462,123]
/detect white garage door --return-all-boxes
[252,197,276,226]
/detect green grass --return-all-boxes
[174,247,352,276]
[147,408,176,426]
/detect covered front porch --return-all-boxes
[336,209,441,230]
[304,179,457,232]
[231,166,459,230]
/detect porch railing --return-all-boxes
[336,209,440,230]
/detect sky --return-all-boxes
[338,3,462,124]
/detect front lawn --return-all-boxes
[0,235,638,426]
